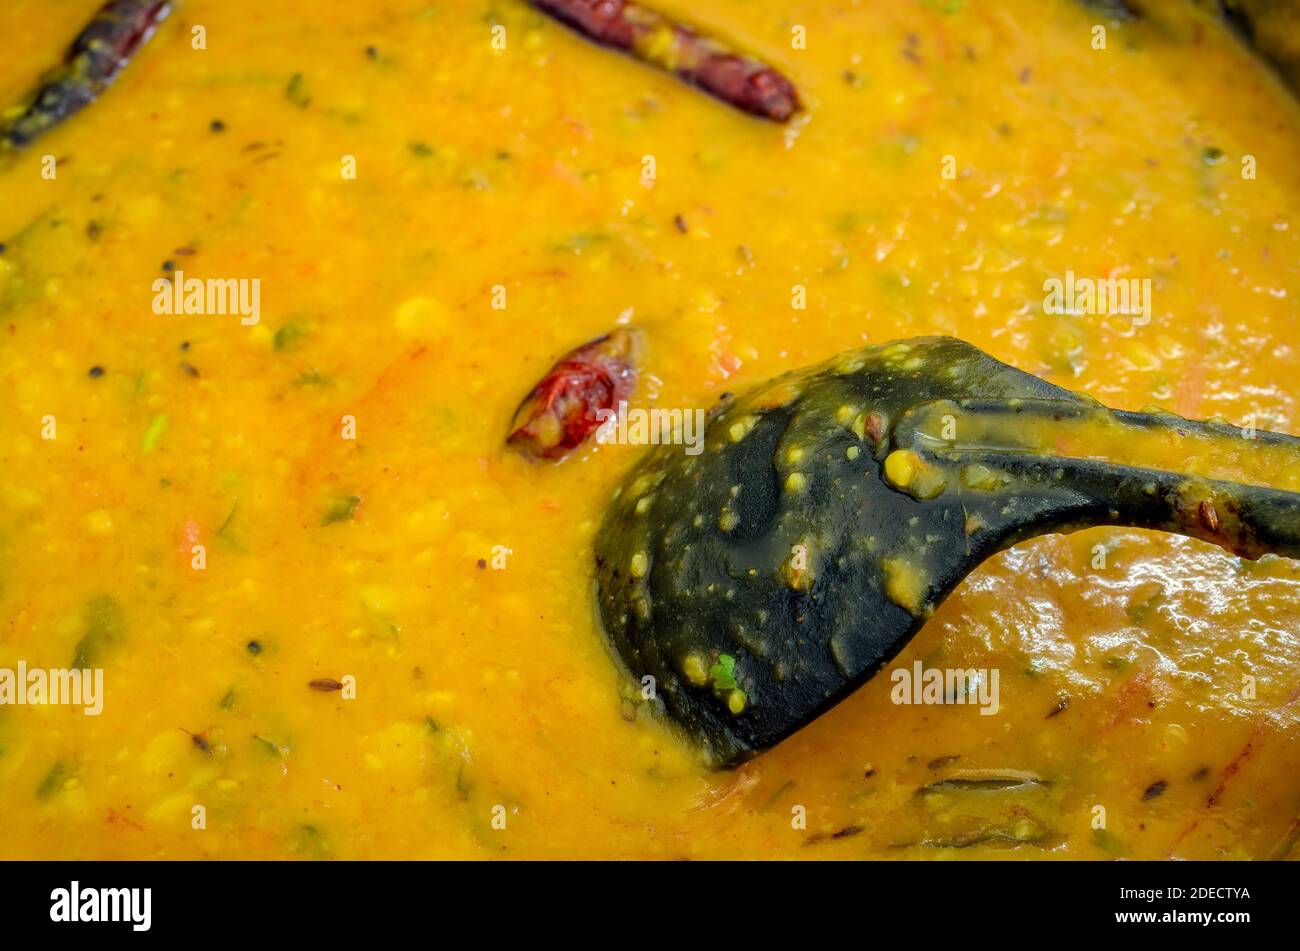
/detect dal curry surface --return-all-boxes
[0,0,1298,859]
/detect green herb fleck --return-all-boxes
[553,231,609,255]
[36,760,67,800]
[273,322,307,352]
[216,500,239,538]
[285,72,311,109]
[290,823,330,859]
[141,413,169,453]
[294,368,329,387]
[72,594,124,669]
[1093,828,1126,855]
[709,654,737,691]
[321,495,362,526]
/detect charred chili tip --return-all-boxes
[1,1,173,150]
[507,327,639,462]
[530,0,800,122]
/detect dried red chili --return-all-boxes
[507,328,639,461]
[530,0,800,121]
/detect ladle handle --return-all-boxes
[894,398,1300,560]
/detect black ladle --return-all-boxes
[594,337,1300,767]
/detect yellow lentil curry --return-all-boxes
[1,0,1298,859]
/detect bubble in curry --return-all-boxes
[0,0,1298,860]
